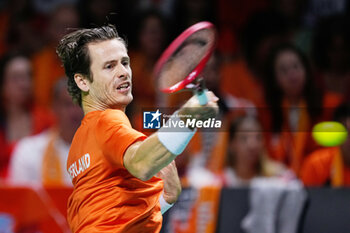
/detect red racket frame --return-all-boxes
[154,21,216,93]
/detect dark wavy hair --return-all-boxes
[56,24,125,106]
[263,43,323,132]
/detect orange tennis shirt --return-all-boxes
[66,109,163,233]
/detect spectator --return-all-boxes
[221,116,287,187]
[301,102,350,186]
[31,4,79,108]
[0,0,42,56]
[220,10,289,108]
[129,9,169,108]
[262,43,334,175]
[126,9,170,130]
[0,53,54,178]
[215,0,269,61]
[8,78,83,187]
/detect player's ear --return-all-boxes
[74,74,90,92]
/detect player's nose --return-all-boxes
[116,64,131,79]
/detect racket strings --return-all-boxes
[158,28,216,90]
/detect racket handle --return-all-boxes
[195,89,208,105]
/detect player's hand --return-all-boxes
[156,161,181,204]
[179,90,219,122]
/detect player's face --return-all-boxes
[87,39,133,110]
[275,50,306,100]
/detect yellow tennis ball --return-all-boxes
[312,121,348,147]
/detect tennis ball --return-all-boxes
[312,121,348,147]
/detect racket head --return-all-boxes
[154,21,217,93]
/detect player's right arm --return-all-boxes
[123,91,218,181]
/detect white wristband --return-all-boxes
[157,112,196,155]
[159,193,174,214]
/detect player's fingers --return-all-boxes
[205,91,219,102]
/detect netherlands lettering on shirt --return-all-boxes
[68,153,91,179]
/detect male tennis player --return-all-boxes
[56,25,218,232]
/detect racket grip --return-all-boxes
[195,89,208,105]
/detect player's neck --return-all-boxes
[81,97,126,115]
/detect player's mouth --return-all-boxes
[116,81,131,93]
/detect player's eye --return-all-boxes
[105,63,115,69]
[122,60,130,67]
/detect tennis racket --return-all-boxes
[154,21,217,105]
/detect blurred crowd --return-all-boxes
[0,0,350,189]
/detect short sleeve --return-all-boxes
[95,109,146,168]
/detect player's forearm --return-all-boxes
[124,93,219,181]
[124,133,177,181]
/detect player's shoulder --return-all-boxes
[80,109,125,127]
[102,109,127,118]
[98,109,130,125]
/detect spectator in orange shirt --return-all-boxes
[31,4,79,108]
[0,53,54,178]
[8,78,83,187]
[301,102,350,186]
[56,25,219,232]
[129,10,168,106]
[126,9,172,131]
[262,43,339,175]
